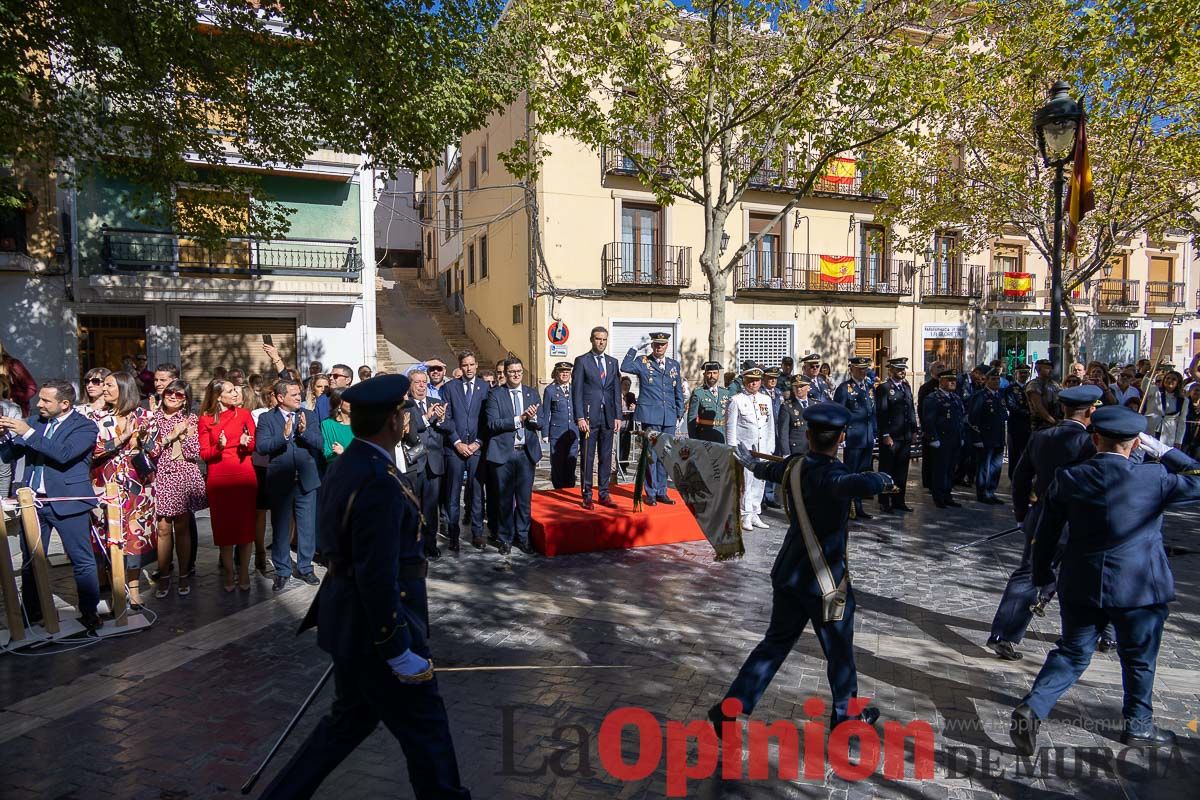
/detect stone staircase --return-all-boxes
[393,273,480,354]
[375,269,484,370]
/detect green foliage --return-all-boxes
[0,0,506,242]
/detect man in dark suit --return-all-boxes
[484,358,542,555]
[440,351,487,551]
[0,379,102,630]
[917,360,944,490]
[572,326,622,510]
[256,379,325,590]
[405,370,448,559]
[1012,406,1200,754]
[874,357,918,513]
[260,374,470,800]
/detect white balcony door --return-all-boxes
[621,204,659,282]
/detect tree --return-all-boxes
[873,0,1200,366]
[0,0,506,239]
[492,0,981,362]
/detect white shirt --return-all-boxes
[1110,382,1140,406]
[510,387,525,445]
[22,410,74,494]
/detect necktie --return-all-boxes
[464,381,472,404]
[31,417,60,494]
[419,400,427,415]
[597,355,606,382]
[512,389,525,446]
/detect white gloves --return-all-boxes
[734,443,756,469]
[1137,432,1171,459]
[929,440,941,449]
[636,334,652,351]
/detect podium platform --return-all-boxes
[530,485,705,557]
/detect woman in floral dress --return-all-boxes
[91,371,159,607]
[151,379,208,598]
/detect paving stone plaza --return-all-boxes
[1,466,1198,799]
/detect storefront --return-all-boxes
[981,313,1051,369]
[922,323,968,373]
[1085,318,1140,366]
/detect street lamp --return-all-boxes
[720,230,730,254]
[1033,80,1082,380]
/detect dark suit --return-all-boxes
[721,453,888,725]
[1021,448,1200,737]
[256,407,325,578]
[261,440,469,800]
[1,411,101,619]
[917,376,939,489]
[572,350,621,501]
[538,383,579,489]
[968,388,1008,500]
[407,398,449,555]
[485,384,543,546]
[440,377,486,542]
[874,378,917,509]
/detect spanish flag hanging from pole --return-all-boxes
[1064,114,1094,256]
[819,255,856,285]
[823,157,856,186]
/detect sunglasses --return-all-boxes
[332,373,352,380]
[87,378,104,385]
[428,366,445,371]
[164,391,187,400]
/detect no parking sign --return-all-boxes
[547,321,569,346]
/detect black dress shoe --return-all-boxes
[598,496,618,509]
[1010,704,1040,756]
[946,499,962,508]
[987,637,1023,661]
[272,575,289,592]
[1097,636,1116,653]
[762,499,781,509]
[487,535,504,549]
[582,498,595,510]
[895,504,915,512]
[643,496,657,506]
[707,702,736,740]
[448,541,461,553]
[855,509,873,520]
[657,496,675,505]
[296,572,320,586]
[472,537,485,550]
[832,706,881,727]
[78,612,102,632]
[933,500,947,509]
[426,546,442,560]
[514,541,536,556]
[1120,725,1177,747]
[496,542,512,556]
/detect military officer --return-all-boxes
[622,331,686,506]
[727,358,756,396]
[987,384,1104,661]
[686,361,730,443]
[874,357,918,513]
[921,369,966,508]
[834,356,877,519]
[1011,406,1200,754]
[1026,358,1062,432]
[1004,363,1033,481]
[955,364,989,488]
[263,374,470,800]
[538,362,579,489]
[968,368,1009,504]
[726,366,775,531]
[776,375,813,456]
[917,360,946,491]
[761,367,786,510]
[709,404,894,737]
[800,353,834,403]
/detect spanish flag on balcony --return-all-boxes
[819,255,856,285]
[1065,114,1094,256]
[1003,271,1033,297]
[823,157,856,185]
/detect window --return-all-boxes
[932,230,961,292]
[479,234,488,279]
[442,196,452,242]
[173,187,251,271]
[1149,255,1174,284]
[736,323,793,371]
[512,304,523,324]
[468,158,478,190]
[453,188,461,228]
[1107,253,1129,279]
[467,242,476,284]
[992,243,1022,273]
[425,231,433,260]
[619,203,661,282]
[0,206,27,253]
[481,138,489,174]
[747,213,782,285]
[859,223,887,287]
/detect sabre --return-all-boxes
[241,662,334,794]
[951,525,1022,552]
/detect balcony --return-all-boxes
[733,252,912,296]
[98,227,363,281]
[986,272,1039,306]
[1091,278,1140,313]
[601,140,672,178]
[1145,281,1185,313]
[602,241,691,290]
[921,265,984,300]
[1044,276,1091,306]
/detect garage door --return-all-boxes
[179,316,297,390]
[609,320,679,392]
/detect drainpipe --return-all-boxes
[525,99,539,385]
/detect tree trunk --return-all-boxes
[706,264,729,364]
[1063,298,1082,369]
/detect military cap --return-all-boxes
[790,374,812,386]
[1159,362,1176,371]
[938,369,958,379]
[741,358,757,370]
[741,366,764,380]
[701,361,722,372]
[343,374,410,407]
[800,353,822,364]
[803,403,851,431]
[1091,405,1146,439]
[986,368,1003,377]
[886,357,909,370]
[554,361,573,371]
[1034,358,1052,367]
[973,363,990,374]
[1059,384,1103,408]
[780,356,795,367]
[849,356,871,367]
[1013,362,1032,372]
[649,331,671,343]
[763,367,781,378]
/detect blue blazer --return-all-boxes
[407,401,449,477]
[571,351,621,426]
[485,384,543,464]
[539,383,579,450]
[1034,448,1200,608]
[1011,420,1093,522]
[255,407,325,493]
[440,377,487,448]
[1,411,99,516]
[968,389,1009,448]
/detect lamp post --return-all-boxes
[1033,80,1082,380]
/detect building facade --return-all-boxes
[455,96,1200,388]
[374,169,422,270]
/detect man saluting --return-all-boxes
[710,404,894,734]
[259,374,470,799]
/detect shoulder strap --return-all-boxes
[784,459,849,622]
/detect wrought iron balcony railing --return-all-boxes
[986,272,1039,305]
[733,252,912,295]
[602,242,691,289]
[98,226,363,280]
[921,264,984,299]
[1092,278,1140,312]
[601,141,674,178]
[1145,281,1185,313]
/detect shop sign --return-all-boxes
[985,313,1048,331]
[922,323,967,339]
[1098,318,1139,330]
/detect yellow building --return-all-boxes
[452,97,1199,387]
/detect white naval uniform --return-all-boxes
[725,389,776,521]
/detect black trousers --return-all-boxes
[548,433,578,489]
[877,436,911,507]
[259,656,470,800]
[580,422,614,500]
[409,467,442,555]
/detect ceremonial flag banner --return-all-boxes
[1003,271,1033,297]
[823,156,856,185]
[1065,115,1095,256]
[650,434,744,560]
[819,255,856,285]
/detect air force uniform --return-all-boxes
[834,357,876,517]
[1004,372,1033,480]
[776,379,814,456]
[800,353,834,403]
[874,358,918,511]
[621,332,686,503]
[538,363,579,489]
[920,371,966,507]
[968,373,1009,502]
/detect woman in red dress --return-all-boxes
[198,379,257,591]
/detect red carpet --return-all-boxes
[530,485,705,557]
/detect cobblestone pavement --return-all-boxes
[2,464,1199,799]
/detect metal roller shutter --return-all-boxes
[736,323,793,371]
[179,316,297,390]
[610,321,678,392]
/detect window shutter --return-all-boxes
[736,323,792,370]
